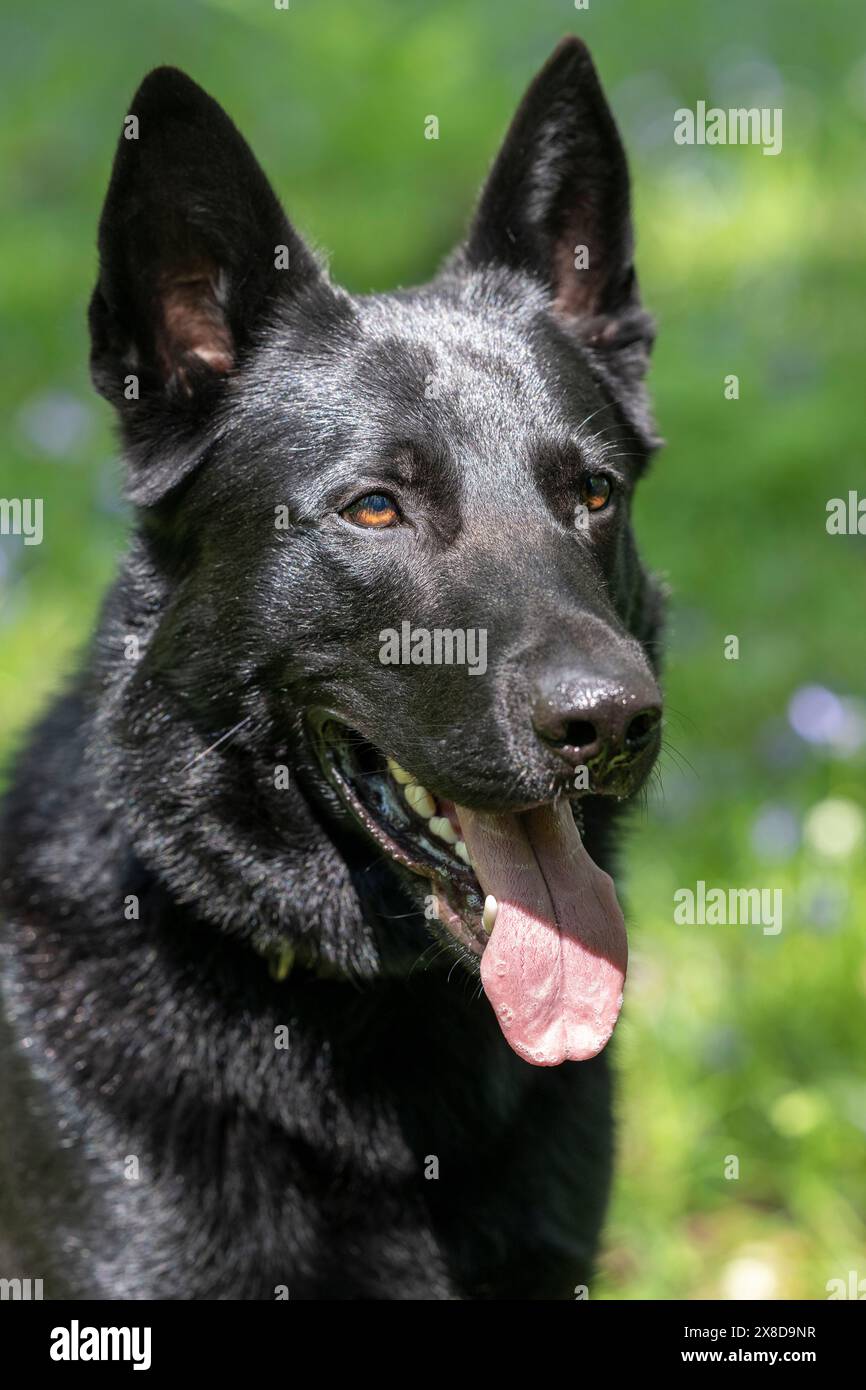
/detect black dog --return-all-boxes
[0,37,664,1300]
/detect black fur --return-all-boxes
[0,37,664,1299]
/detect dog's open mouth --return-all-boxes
[316,717,491,954]
[314,717,629,1068]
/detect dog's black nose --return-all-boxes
[531,671,662,774]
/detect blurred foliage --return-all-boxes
[1,0,864,1300]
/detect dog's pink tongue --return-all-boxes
[455,800,627,1066]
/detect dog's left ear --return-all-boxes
[89,67,326,504]
[459,37,654,381]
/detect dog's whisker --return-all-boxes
[659,739,699,781]
[180,716,254,773]
[408,939,455,979]
[662,704,699,734]
[574,399,621,435]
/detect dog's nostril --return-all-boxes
[560,720,597,751]
[532,675,663,769]
[624,708,661,753]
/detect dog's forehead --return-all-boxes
[355,291,543,393]
[241,282,612,492]
[328,289,603,450]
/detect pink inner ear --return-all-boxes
[157,263,235,385]
[551,207,610,319]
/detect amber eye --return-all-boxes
[579,474,612,511]
[342,492,401,529]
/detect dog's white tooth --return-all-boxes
[404,783,436,819]
[429,815,458,845]
[387,757,413,785]
[482,895,498,933]
[456,839,471,866]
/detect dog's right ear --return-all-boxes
[456,38,655,400]
[89,67,323,504]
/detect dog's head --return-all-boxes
[90,39,664,1065]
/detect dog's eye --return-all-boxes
[579,474,612,511]
[342,493,401,529]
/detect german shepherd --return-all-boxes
[0,37,664,1299]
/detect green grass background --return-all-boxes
[1,0,864,1299]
